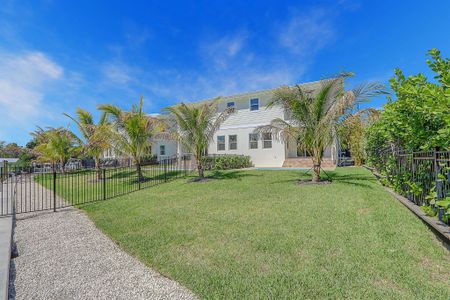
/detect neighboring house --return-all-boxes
[152,80,340,168]
[0,158,19,164]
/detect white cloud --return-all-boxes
[279,9,335,55]
[0,52,63,120]
[0,51,63,120]
[94,7,339,111]
[201,32,250,69]
[101,62,135,85]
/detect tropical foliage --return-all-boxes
[201,154,252,170]
[366,48,450,162]
[99,97,161,181]
[64,108,111,180]
[32,127,80,173]
[256,74,385,182]
[165,99,233,178]
[0,141,36,167]
[338,108,380,166]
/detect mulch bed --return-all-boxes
[188,177,214,183]
[297,179,332,185]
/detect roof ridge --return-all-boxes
[189,78,326,104]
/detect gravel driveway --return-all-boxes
[9,207,197,300]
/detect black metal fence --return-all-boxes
[373,149,450,224]
[0,154,195,216]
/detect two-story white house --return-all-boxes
[152,80,339,168]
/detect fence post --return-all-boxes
[435,150,444,200]
[103,169,106,200]
[164,159,167,182]
[184,155,187,177]
[2,161,7,181]
[53,171,56,212]
[138,166,141,190]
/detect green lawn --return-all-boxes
[76,167,449,299]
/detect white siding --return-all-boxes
[152,140,178,160]
[208,127,285,168]
[218,93,285,127]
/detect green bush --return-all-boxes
[420,205,437,217]
[202,155,253,170]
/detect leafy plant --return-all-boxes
[99,97,162,181]
[64,108,111,180]
[420,205,437,217]
[339,108,381,166]
[202,155,252,170]
[31,127,81,174]
[255,74,385,182]
[164,99,233,179]
[365,49,450,157]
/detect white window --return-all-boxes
[262,133,272,149]
[249,133,258,149]
[229,135,237,150]
[250,98,259,111]
[217,136,225,151]
[160,145,166,155]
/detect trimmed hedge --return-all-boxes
[202,155,253,170]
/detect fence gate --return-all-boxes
[1,172,59,216]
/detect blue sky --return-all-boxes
[1,0,449,145]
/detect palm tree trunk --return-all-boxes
[312,163,321,182]
[60,160,65,175]
[94,157,102,181]
[136,163,143,182]
[196,148,204,179]
[198,164,204,178]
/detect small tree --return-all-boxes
[32,127,80,174]
[99,97,159,181]
[339,108,380,166]
[64,108,111,180]
[255,74,385,182]
[165,99,233,179]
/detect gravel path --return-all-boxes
[9,207,197,300]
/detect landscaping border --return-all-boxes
[366,166,450,245]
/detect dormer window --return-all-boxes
[250,98,259,111]
[227,101,236,112]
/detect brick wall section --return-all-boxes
[282,158,335,168]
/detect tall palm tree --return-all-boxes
[64,108,111,180]
[165,99,233,179]
[98,96,159,181]
[32,127,80,174]
[255,74,385,182]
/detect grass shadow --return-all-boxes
[268,168,376,189]
[206,170,261,180]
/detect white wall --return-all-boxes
[208,127,286,168]
[152,140,178,159]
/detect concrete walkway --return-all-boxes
[9,208,197,300]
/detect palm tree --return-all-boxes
[64,108,111,180]
[255,74,385,182]
[98,96,159,181]
[165,99,233,179]
[32,127,80,174]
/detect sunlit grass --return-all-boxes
[75,167,448,299]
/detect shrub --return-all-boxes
[202,155,253,170]
[420,205,437,217]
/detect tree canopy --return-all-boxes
[366,49,450,155]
